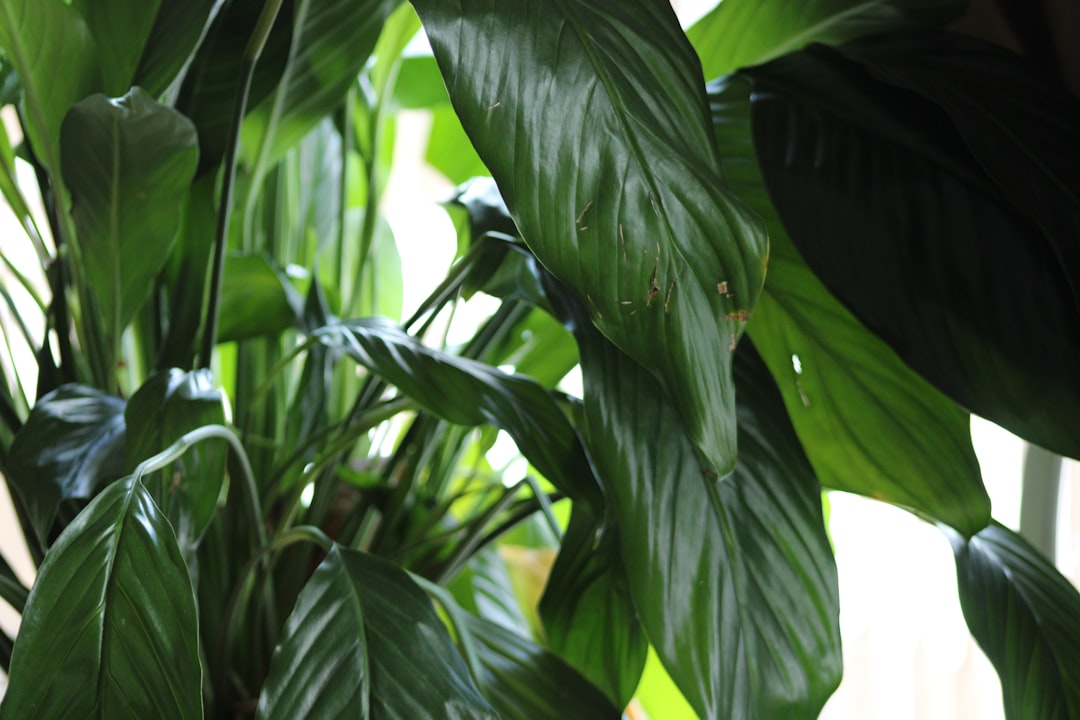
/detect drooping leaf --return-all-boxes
[686,0,964,81]
[709,74,989,534]
[312,317,604,510]
[124,369,227,557]
[217,252,302,342]
[0,477,202,720]
[556,279,841,719]
[413,0,768,475]
[539,508,647,708]
[6,384,125,548]
[945,522,1080,719]
[242,0,400,178]
[70,0,162,95]
[460,610,621,720]
[134,0,227,97]
[256,546,497,719]
[744,41,1080,460]
[60,88,199,356]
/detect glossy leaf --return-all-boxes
[256,546,496,719]
[538,508,647,708]
[124,369,227,556]
[745,42,1080,460]
[460,611,621,720]
[217,253,302,342]
[687,0,964,81]
[135,0,227,97]
[946,523,1080,719]
[562,284,841,719]
[709,75,990,534]
[414,0,768,474]
[242,0,400,177]
[70,0,162,95]
[0,477,202,720]
[60,88,199,355]
[312,317,604,510]
[6,384,125,548]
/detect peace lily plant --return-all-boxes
[0,0,1078,718]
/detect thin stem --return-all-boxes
[199,0,287,369]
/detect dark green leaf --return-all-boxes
[946,522,1080,719]
[687,0,964,81]
[561,282,841,719]
[745,42,1080,460]
[461,611,621,720]
[242,0,400,177]
[60,88,199,356]
[414,0,768,474]
[709,75,989,534]
[134,0,227,97]
[313,317,604,510]
[218,253,302,342]
[256,546,497,719]
[124,369,227,556]
[0,552,28,614]
[448,546,531,635]
[6,384,125,548]
[539,508,647,708]
[0,477,202,720]
[70,0,162,95]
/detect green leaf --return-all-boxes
[686,0,964,81]
[218,252,302,342]
[124,369,227,556]
[6,384,125,549]
[539,508,647,708]
[242,0,400,178]
[946,522,1080,719]
[413,0,768,474]
[0,477,202,720]
[459,611,621,720]
[0,0,99,180]
[744,40,1080,460]
[312,317,604,510]
[425,104,490,184]
[256,546,497,719]
[709,75,990,534]
[70,0,162,95]
[561,283,841,719]
[134,0,227,97]
[391,52,450,110]
[60,87,199,357]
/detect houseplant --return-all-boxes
[0,0,1078,717]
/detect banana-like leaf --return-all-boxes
[557,281,841,719]
[256,546,497,719]
[745,41,1080,460]
[60,88,199,356]
[6,384,126,549]
[70,0,162,95]
[709,75,990,535]
[946,523,1080,719]
[687,0,964,81]
[312,317,604,510]
[135,0,227,97]
[242,0,400,178]
[124,369,227,557]
[413,0,768,475]
[539,508,647,708]
[0,477,202,720]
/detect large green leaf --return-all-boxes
[709,75,989,534]
[946,523,1080,719]
[0,477,202,720]
[124,369,227,557]
[557,282,841,719]
[60,88,199,356]
[256,546,497,719]
[0,0,99,180]
[6,384,125,549]
[217,252,302,342]
[413,0,767,474]
[686,0,964,81]
[312,317,604,510]
[134,0,227,97]
[242,0,400,178]
[745,41,1080,460]
[70,0,161,95]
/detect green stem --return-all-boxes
[199,0,286,370]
